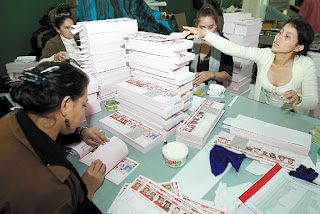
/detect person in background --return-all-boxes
[40,4,79,65]
[183,17,318,115]
[0,62,108,213]
[190,4,233,86]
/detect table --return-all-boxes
[70,91,320,212]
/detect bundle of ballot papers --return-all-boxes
[108,175,225,214]
[222,13,262,96]
[176,100,225,149]
[65,136,140,185]
[212,131,297,170]
[114,78,186,139]
[99,111,164,154]
[222,115,312,156]
[6,56,39,80]
[125,31,195,112]
[71,18,138,100]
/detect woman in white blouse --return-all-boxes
[183,17,318,115]
[40,4,79,65]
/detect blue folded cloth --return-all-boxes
[210,145,246,176]
[289,164,319,182]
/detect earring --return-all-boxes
[65,118,70,128]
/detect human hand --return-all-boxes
[82,159,106,200]
[181,26,206,39]
[54,51,70,62]
[81,127,109,147]
[282,90,301,106]
[194,71,214,85]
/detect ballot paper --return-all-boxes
[116,92,184,119]
[212,131,297,170]
[126,32,193,51]
[239,164,320,214]
[118,102,185,131]
[176,100,225,149]
[65,136,139,185]
[108,175,224,214]
[116,79,181,109]
[99,111,164,154]
[223,115,312,156]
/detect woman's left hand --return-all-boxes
[81,127,109,147]
[194,71,214,85]
[282,90,301,106]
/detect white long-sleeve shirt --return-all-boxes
[203,31,318,115]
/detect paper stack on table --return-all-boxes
[307,51,320,119]
[176,100,225,149]
[125,31,195,112]
[222,13,262,97]
[212,131,297,170]
[108,175,225,214]
[99,111,165,154]
[72,18,138,101]
[114,78,186,139]
[6,56,39,81]
[222,115,312,156]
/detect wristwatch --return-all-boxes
[297,95,302,105]
[212,71,216,80]
[76,126,88,137]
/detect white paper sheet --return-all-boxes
[189,96,206,112]
[245,160,273,176]
[171,142,231,199]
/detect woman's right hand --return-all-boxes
[54,51,70,62]
[82,159,106,200]
[182,26,206,39]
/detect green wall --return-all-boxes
[0,0,65,75]
[161,0,198,27]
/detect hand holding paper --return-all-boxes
[81,127,109,147]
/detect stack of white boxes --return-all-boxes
[222,12,262,96]
[125,32,196,111]
[308,51,320,119]
[73,18,138,116]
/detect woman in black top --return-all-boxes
[190,4,233,85]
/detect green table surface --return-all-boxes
[70,90,320,212]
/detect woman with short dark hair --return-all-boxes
[0,62,107,213]
[183,17,318,115]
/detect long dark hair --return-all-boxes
[10,62,89,115]
[194,4,222,35]
[286,17,314,56]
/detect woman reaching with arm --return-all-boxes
[183,17,318,115]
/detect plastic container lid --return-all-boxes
[162,141,189,161]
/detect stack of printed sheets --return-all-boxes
[222,115,312,156]
[176,100,225,149]
[107,175,225,214]
[125,32,195,112]
[114,78,186,139]
[72,18,138,100]
[99,111,164,154]
[222,13,262,96]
